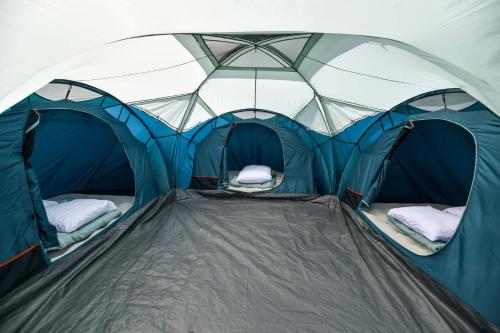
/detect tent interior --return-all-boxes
[361,119,476,256]
[0,18,500,331]
[30,109,136,260]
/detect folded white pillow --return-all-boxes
[46,199,117,233]
[42,200,58,209]
[236,165,273,184]
[442,206,466,218]
[388,205,460,242]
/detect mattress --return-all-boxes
[47,193,135,261]
[361,202,450,256]
[226,170,284,193]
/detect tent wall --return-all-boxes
[190,125,231,189]
[338,107,500,327]
[31,110,135,198]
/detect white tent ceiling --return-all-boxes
[1,0,497,133]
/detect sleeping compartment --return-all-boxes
[362,120,475,255]
[225,123,284,192]
[30,110,136,259]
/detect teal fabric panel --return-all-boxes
[192,125,231,178]
[339,127,403,199]
[0,106,47,294]
[56,210,122,249]
[362,160,389,207]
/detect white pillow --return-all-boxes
[388,206,460,242]
[443,206,466,218]
[46,199,117,233]
[42,200,58,209]
[236,165,273,184]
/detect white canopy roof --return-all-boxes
[1,0,498,133]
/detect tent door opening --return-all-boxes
[30,109,136,260]
[360,119,476,256]
[220,122,285,192]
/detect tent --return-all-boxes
[1,2,500,331]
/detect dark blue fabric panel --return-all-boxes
[84,143,135,194]
[30,110,135,198]
[376,120,475,206]
[227,123,284,172]
[176,135,196,188]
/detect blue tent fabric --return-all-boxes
[376,120,475,206]
[338,108,500,326]
[26,100,163,210]
[0,106,49,295]
[31,110,135,198]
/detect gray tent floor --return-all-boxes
[0,190,494,333]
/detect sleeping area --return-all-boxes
[360,120,475,255]
[223,123,284,192]
[27,109,137,260]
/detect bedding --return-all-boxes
[46,199,118,233]
[443,206,466,218]
[387,216,447,253]
[49,193,135,213]
[56,209,122,249]
[235,165,272,184]
[230,177,275,189]
[43,200,58,208]
[387,205,460,242]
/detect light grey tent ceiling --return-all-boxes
[32,33,477,135]
[1,1,499,121]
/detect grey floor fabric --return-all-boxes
[0,190,496,332]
